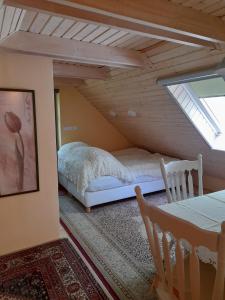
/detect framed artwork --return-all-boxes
[0,88,39,197]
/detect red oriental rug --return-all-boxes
[0,239,109,300]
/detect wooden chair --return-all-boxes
[135,186,225,300]
[160,154,203,203]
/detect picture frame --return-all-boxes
[0,88,39,197]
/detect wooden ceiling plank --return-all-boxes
[62,21,86,39]
[181,0,202,8]
[125,37,149,50]
[53,62,109,79]
[0,6,5,36]
[72,23,98,40]
[15,9,26,30]
[101,30,127,46]
[92,28,118,44]
[82,25,108,42]
[134,39,159,51]
[41,15,63,35]
[4,0,220,47]
[52,18,74,37]
[192,0,218,11]
[1,6,15,38]
[109,33,135,47]
[139,40,168,54]
[170,0,184,4]
[19,10,37,31]
[9,7,21,33]
[116,35,143,48]
[201,1,225,14]
[212,7,225,17]
[29,12,50,33]
[0,31,144,68]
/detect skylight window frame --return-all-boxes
[165,83,221,149]
[158,61,225,151]
[183,83,222,136]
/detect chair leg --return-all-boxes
[150,275,157,294]
[85,207,91,213]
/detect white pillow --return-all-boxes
[58,142,88,156]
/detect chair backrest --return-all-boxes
[135,186,225,300]
[160,154,203,203]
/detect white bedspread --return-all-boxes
[58,145,134,195]
[113,148,177,178]
[58,143,178,195]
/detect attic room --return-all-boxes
[1,0,225,299]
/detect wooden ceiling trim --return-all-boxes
[53,62,109,80]
[4,0,218,47]
[54,76,85,87]
[0,31,145,68]
[48,0,225,43]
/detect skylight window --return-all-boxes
[165,76,225,151]
[199,97,225,132]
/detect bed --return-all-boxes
[58,142,177,212]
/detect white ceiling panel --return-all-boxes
[62,21,87,39]
[41,16,63,35]
[29,12,50,34]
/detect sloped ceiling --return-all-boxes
[78,43,225,180]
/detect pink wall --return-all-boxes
[0,53,59,255]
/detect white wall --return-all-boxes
[0,53,59,255]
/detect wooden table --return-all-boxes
[159,189,225,267]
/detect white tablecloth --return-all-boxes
[159,190,225,268]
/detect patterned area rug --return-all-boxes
[0,239,109,299]
[60,192,167,300]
